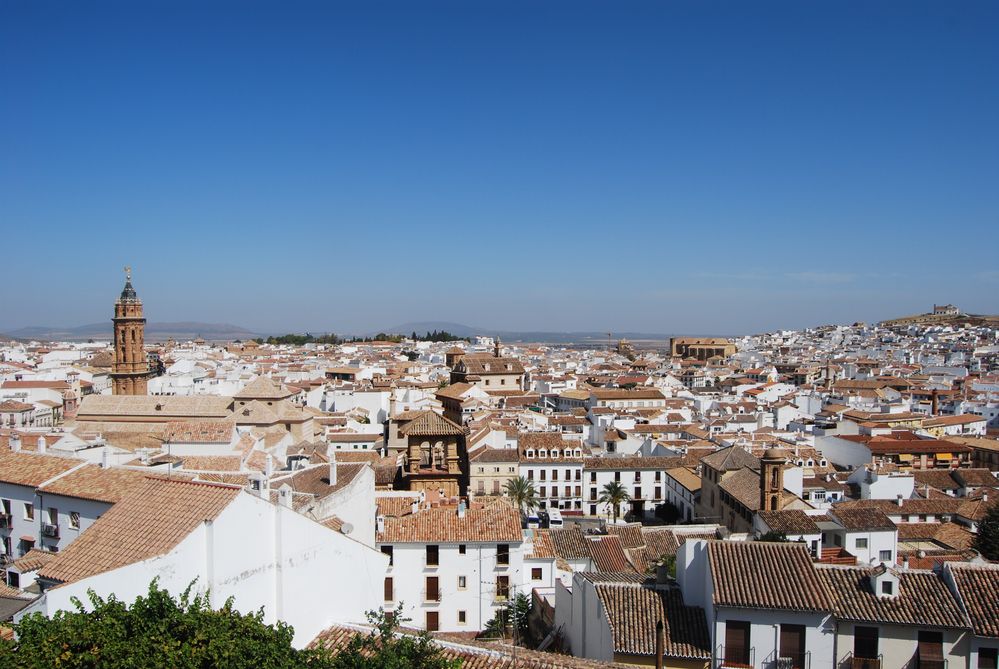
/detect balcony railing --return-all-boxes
[916,658,946,669]
[717,645,755,669]
[774,652,810,669]
[840,653,883,669]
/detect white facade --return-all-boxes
[379,538,524,633]
[20,490,387,648]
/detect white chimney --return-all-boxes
[983,492,989,503]
[376,515,385,533]
[457,500,466,519]
[101,448,111,469]
[278,484,293,509]
[10,434,21,452]
[902,556,910,571]
[329,450,337,487]
[37,436,46,454]
[265,454,274,478]
[411,498,420,515]
[896,495,904,507]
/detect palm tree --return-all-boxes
[599,481,631,523]
[504,476,539,514]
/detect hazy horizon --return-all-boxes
[2,1,997,334]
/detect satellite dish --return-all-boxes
[340,522,354,535]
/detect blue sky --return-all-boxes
[2,0,997,335]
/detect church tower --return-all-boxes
[111,267,151,395]
[760,447,787,512]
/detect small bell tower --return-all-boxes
[760,448,787,512]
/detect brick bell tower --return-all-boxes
[111,266,151,395]
[760,447,787,512]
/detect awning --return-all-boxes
[897,454,914,462]
[19,535,35,542]
[934,453,953,461]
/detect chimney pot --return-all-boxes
[37,436,46,454]
[10,434,21,452]
[655,619,665,669]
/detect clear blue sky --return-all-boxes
[2,0,997,336]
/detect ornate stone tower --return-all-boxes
[760,447,787,512]
[111,267,151,395]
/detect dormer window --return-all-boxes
[527,449,535,458]
[539,449,547,458]
[880,581,893,596]
[551,449,560,458]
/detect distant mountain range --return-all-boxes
[3,320,714,346]
[376,321,679,344]
[6,322,260,343]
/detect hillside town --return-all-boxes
[2,275,998,668]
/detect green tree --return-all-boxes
[330,606,460,669]
[481,593,531,645]
[0,582,460,669]
[974,504,999,561]
[757,530,789,543]
[599,481,631,523]
[503,476,539,514]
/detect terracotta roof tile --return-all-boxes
[38,478,240,585]
[948,563,999,637]
[818,565,968,629]
[708,541,832,612]
[590,581,710,659]
[377,501,522,544]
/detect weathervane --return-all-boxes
[124,265,132,281]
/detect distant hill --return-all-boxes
[378,321,676,345]
[7,322,260,343]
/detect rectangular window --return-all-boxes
[527,470,534,480]
[23,503,34,521]
[458,544,466,555]
[425,576,439,602]
[497,544,509,565]
[458,575,466,589]
[426,611,439,632]
[531,567,543,580]
[724,620,751,667]
[879,550,892,562]
[917,631,944,669]
[496,575,509,601]
[854,626,879,662]
[779,624,806,669]
[540,470,546,481]
[381,545,394,566]
[654,486,662,499]
[590,472,596,483]
[634,487,641,499]
[540,486,547,497]
[979,648,998,669]
[552,470,558,481]
[565,486,571,497]
[458,610,466,625]
[426,545,439,567]
[856,538,868,549]
[383,577,393,602]
[69,512,80,529]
